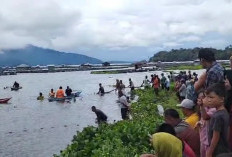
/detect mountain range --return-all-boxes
[0,45,102,66]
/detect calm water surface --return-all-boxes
[0,70,204,157]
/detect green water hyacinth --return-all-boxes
[54,84,180,157]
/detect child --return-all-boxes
[204,83,230,157]
[196,90,216,157]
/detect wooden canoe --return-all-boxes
[0,98,11,104]
[11,87,22,91]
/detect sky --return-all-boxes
[0,0,232,61]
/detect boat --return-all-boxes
[11,87,22,91]
[0,98,11,104]
[48,91,81,102]
[48,97,72,102]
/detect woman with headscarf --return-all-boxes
[224,70,232,150]
[140,132,183,157]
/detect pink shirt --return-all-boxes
[199,107,216,146]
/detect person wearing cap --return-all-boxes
[177,99,199,128]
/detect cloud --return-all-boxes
[0,0,232,60]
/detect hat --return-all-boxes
[176,99,195,109]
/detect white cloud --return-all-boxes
[178,36,201,42]
[0,0,232,60]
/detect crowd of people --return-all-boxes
[141,48,232,157]
[32,48,232,156]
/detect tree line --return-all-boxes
[149,45,232,62]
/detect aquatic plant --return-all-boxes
[54,86,180,157]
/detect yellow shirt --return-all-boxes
[185,112,199,128]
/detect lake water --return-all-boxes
[0,70,204,157]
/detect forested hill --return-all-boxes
[149,46,232,62]
[0,45,102,66]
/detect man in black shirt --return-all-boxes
[13,81,19,88]
[91,106,107,124]
[65,86,72,96]
[97,83,105,96]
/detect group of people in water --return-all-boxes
[141,48,232,157]
[93,78,134,123]
[37,86,73,100]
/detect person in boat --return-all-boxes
[13,81,19,88]
[97,83,105,96]
[49,89,55,98]
[37,92,44,100]
[91,106,107,124]
[65,86,72,97]
[56,86,65,98]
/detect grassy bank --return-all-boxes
[91,71,119,74]
[54,86,179,157]
[165,65,203,70]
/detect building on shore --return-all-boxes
[133,60,147,70]
[102,62,110,66]
[2,68,17,75]
[47,65,55,72]
[16,64,31,72]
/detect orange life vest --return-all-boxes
[56,89,64,98]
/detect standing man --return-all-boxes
[128,78,135,91]
[198,48,224,89]
[165,75,170,91]
[141,76,150,89]
[118,90,130,120]
[160,73,167,90]
[153,75,160,96]
[91,106,107,124]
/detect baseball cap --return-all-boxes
[176,99,195,109]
